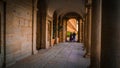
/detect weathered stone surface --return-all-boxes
[5,0,33,66]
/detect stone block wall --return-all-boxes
[6,0,33,66]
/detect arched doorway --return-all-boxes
[66,18,78,42]
[36,0,47,50]
[62,12,83,43]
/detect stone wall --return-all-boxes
[6,0,33,66]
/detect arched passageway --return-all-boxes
[58,12,84,43]
[0,0,92,67]
[1,0,120,68]
[66,18,78,42]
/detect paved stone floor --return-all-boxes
[8,43,90,68]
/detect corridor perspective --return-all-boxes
[0,0,120,68]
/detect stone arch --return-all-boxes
[62,12,84,43]
[63,12,82,20]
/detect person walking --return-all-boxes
[73,32,76,42]
[70,32,73,42]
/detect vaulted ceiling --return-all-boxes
[46,0,85,18]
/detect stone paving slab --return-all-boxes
[7,42,90,68]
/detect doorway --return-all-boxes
[36,0,47,50]
[36,11,42,50]
[66,18,78,42]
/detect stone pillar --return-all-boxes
[78,19,82,43]
[62,19,66,42]
[90,0,101,68]
[84,0,92,58]
[101,0,120,68]
[80,19,83,43]
[84,9,88,50]
[78,19,80,42]
[32,0,38,54]
[82,20,85,43]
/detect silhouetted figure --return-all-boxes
[73,32,76,42]
[70,33,73,42]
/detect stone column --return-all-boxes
[80,19,83,43]
[78,19,82,43]
[90,0,101,68]
[62,19,66,42]
[82,20,85,43]
[78,19,80,42]
[32,0,38,54]
[83,9,88,50]
[84,0,92,58]
[101,0,120,68]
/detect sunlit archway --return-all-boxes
[66,18,78,42]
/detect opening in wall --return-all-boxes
[66,18,78,42]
